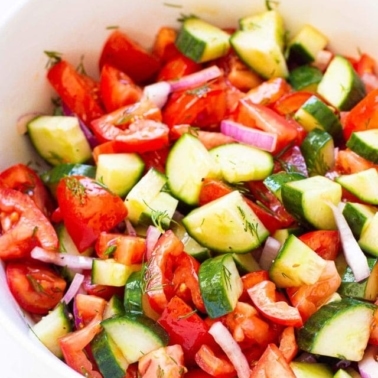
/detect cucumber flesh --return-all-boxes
[346,129,378,164]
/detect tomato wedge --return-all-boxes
[6,261,66,314]
[0,187,58,260]
[298,230,341,260]
[56,175,127,252]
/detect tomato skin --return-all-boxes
[145,230,184,313]
[157,54,202,82]
[47,60,104,124]
[152,26,180,63]
[335,148,378,175]
[74,293,107,327]
[248,280,303,328]
[240,270,270,301]
[99,29,160,84]
[0,187,58,260]
[0,163,54,217]
[6,261,66,315]
[139,146,170,174]
[278,326,298,363]
[272,91,314,116]
[158,296,217,366]
[273,145,308,176]
[56,176,127,252]
[343,88,378,141]
[100,63,142,112]
[298,230,341,260]
[162,79,228,129]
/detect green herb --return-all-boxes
[44,50,62,69]
[237,206,260,242]
[106,25,119,30]
[223,265,232,290]
[177,13,198,23]
[51,97,63,115]
[157,365,165,378]
[104,245,117,256]
[163,2,182,8]
[177,309,198,320]
[65,176,87,204]
[186,84,210,97]
[265,0,280,11]
[76,55,87,75]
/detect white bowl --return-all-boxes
[1,0,378,377]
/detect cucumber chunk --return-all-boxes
[166,133,221,206]
[27,115,92,166]
[358,212,378,257]
[297,298,376,361]
[209,143,273,183]
[92,259,139,287]
[300,129,335,176]
[101,315,169,363]
[183,190,269,253]
[317,55,366,111]
[346,129,378,164]
[269,234,327,288]
[288,65,323,92]
[289,361,333,378]
[281,175,342,230]
[96,153,144,197]
[199,253,242,318]
[175,17,230,63]
[263,172,306,202]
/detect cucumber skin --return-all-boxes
[124,269,143,315]
[346,129,378,164]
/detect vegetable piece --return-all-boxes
[56,175,127,252]
[358,212,378,257]
[342,202,377,239]
[358,345,378,378]
[346,128,378,164]
[183,191,269,254]
[298,230,341,260]
[175,17,230,63]
[157,53,201,82]
[0,187,58,260]
[297,298,376,361]
[317,55,366,111]
[289,361,333,378]
[199,254,242,318]
[101,315,169,363]
[248,280,303,327]
[91,259,138,287]
[208,321,251,378]
[99,29,160,84]
[288,65,323,92]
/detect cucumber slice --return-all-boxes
[96,153,144,197]
[300,129,335,176]
[346,129,378,164]
[335,168,378,205]
[232,252,261,275]
[124,268,144,315]
[333,369,353,378]
[91,330,129,378]
[175,17,230,63]
[27,115,92,166]
[338,257,378,301]
[125,168,167,224]
[286,24,328,64]
[31,302,72,358]
[183,190,269,254]
[281,175,342,230]
[289,362,333,378]
[317,55,366,111]
[230,10,288,79]
[297,298,376,361]
[288,65,323,92]
[166,133,221,206]
[269,234,327,288]
[209,143,274,183]
[199,253,242,318]
[41,163,96,197]
[101,315,169,363]
[342,201,376,239]
[293,95,343,140]
[263,172,306,202]
[91,259,138,287]
[358,212,378,257]
[104,295,125,320]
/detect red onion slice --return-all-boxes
[145,225,162,261]
[312,49,333,72]
[358,345,378,378]
[328,202,370,282]
[143,81,171,108]
[209,321,251,378]
[31,247,94,270]
[259,236,281,270]
[169,65,222,92]
[220,119,277,152]
[61,273,85,305]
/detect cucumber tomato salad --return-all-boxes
[2,5,378,378]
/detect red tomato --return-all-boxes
[157,54,202,82]
[139,345,186,378]
[162,79,228,129]
[95,232,146,264]
[74,293,107,326]
[343,88,378,141]
[185,369,223,378]
[278,326,298,363]
[335,148,378,174]
[286,260,341,322]
[250,343,296,378]
[172,252,206,313]
[100,64,142,112]
[194,344,236,378]
[272,91,314,116]
[158,296,216,366]
[59,314,102,378]
[151,26,180,63]
[56,176,127,252]
[0,163,54,217]
[99,29,160,84]
[144,230,184,312]
[355,53,376,75]
[0,187,58,260]
[298,230,341,260]
[81,270,124,300]
[47,60,104,124]
[6,261,66,315]
[248,280,303,328]
[235,99,306,154]
[369,299,378,345]
[139,146,170,174]
[273,145,308,176]
[240,270,270,301]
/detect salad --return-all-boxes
[1,2,378,377]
